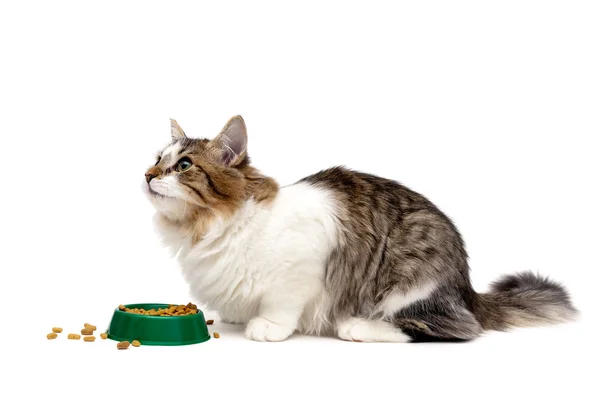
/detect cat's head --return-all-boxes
[143,115,261,222]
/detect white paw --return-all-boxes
[337,318,410,343]
[245,317,294,342]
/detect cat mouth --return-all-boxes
[148,186,174,199]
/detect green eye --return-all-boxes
[175,157,193,172]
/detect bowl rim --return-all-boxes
[114,303,204,319]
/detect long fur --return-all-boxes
[144,116,578,342]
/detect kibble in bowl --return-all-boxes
[119,303,198,316]
[105,303,211,346]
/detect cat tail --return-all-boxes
[475,271,579,331]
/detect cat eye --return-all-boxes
[175,157,193,172]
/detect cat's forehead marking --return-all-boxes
[161,142,183,164]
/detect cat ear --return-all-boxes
[213,115,248,166]
[170,118,187,141]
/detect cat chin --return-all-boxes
[141,179,188,220]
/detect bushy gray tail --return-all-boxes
[476,271,578,331]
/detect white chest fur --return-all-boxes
[154,182,340,331]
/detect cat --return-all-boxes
[143,115,578,342]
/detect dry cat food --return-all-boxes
[81,328,94,335]
[118,302,198,316]
[117,341,130,350]
[47,333,58,340]
[52,327,63,333]
[206,319,214,325]
[83,336,96,342]
[68,333,81,340]
[100,333,108,339]
[84,323,97,331]
[131,340,141,347]
[213,332,220,339]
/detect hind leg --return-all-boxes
[337,318,411,342]
[377,282,483,341]
[393,303,483,341]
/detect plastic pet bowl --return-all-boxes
[106,303,211,346]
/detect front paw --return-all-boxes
[245,317,294,342]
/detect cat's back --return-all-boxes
[298,166,435,213]
[296,166,460,246]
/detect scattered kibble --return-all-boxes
[213,332,220,339]
[206,319,214,325]
[50,304,201,347]
[118,302,198,316]
[84,323,96,331]
[117,341,130,350]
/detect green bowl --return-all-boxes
[106,303,211,346]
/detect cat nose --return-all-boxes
[145,172,157,183]
[145,166,160,183]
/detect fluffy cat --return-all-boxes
[143,116,577,342]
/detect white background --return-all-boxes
[1,1,598,399]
